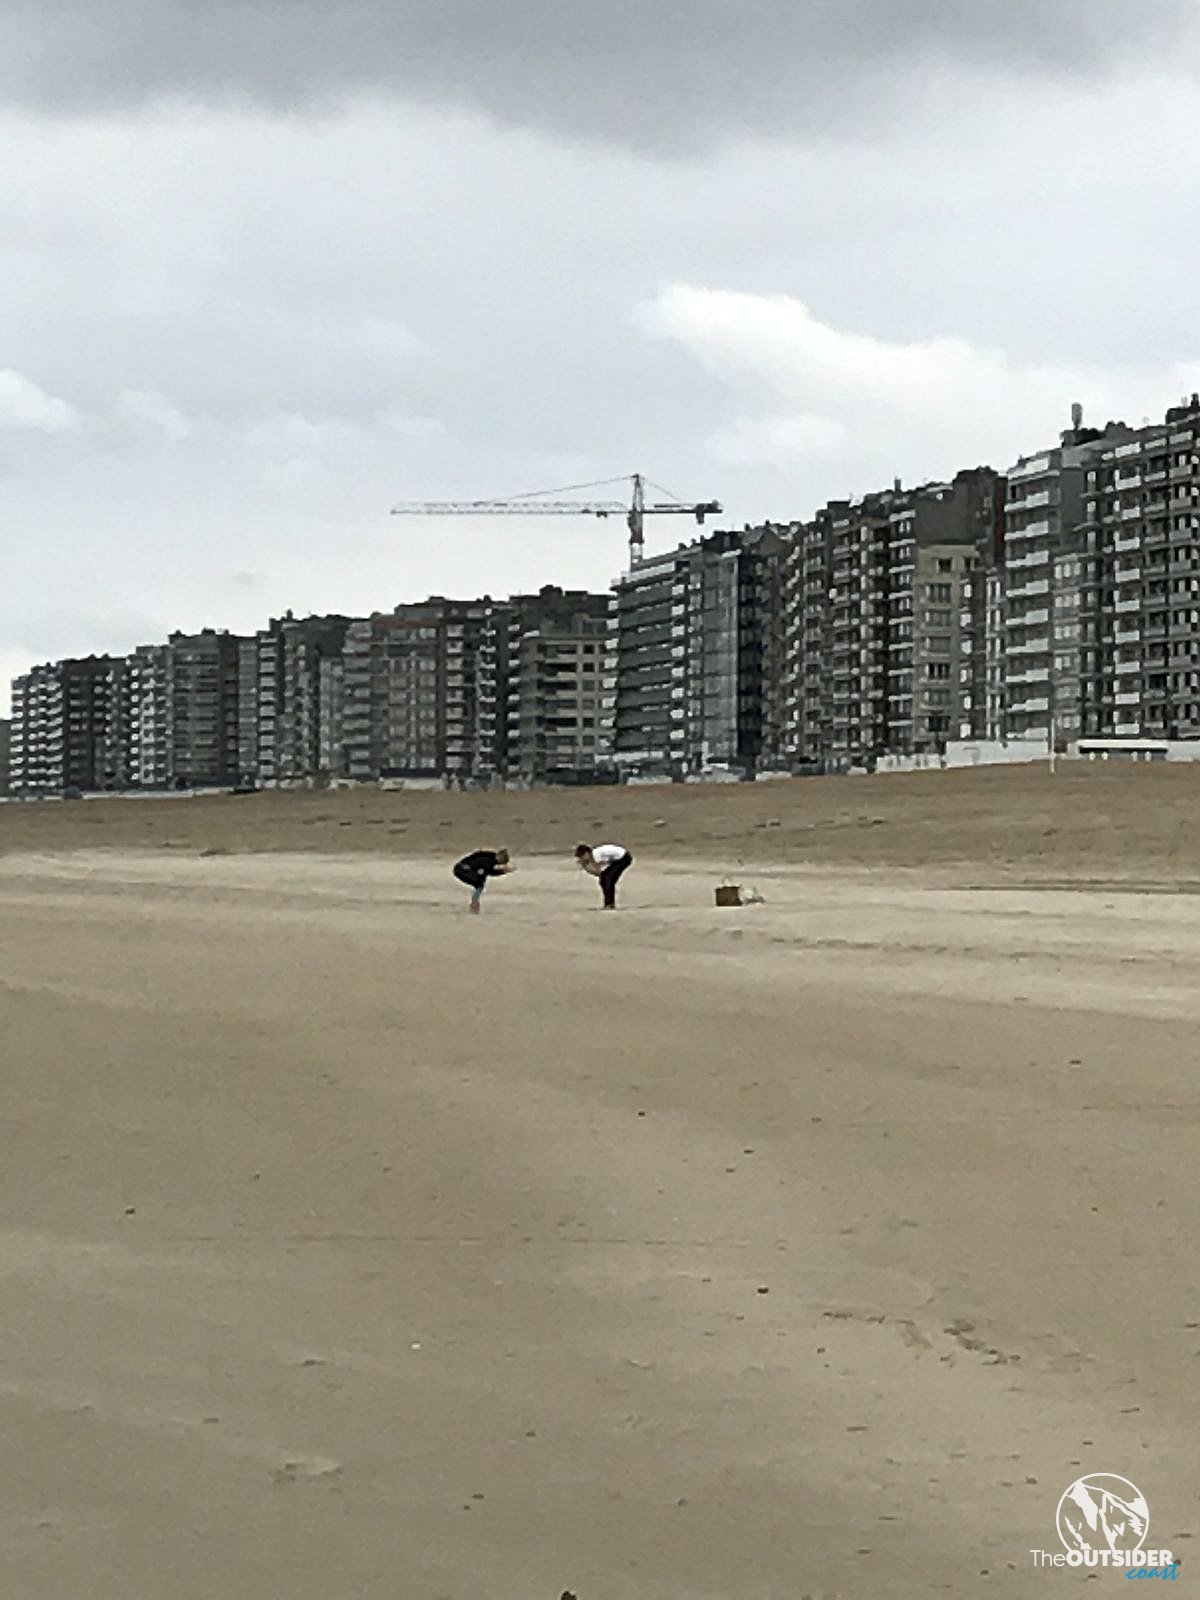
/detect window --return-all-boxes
[925,582,952,602]
[937,559,954,574]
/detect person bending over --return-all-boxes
[575,841,633,911]
[452,847,513,914]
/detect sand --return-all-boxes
[1,766,1198,1597]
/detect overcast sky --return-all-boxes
[4,1,1200,705]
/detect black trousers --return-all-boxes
[598,851,633,908]
[453,862,487,891]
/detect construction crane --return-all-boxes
[391,473,722,566]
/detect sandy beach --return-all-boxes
[2,766,1198,1597]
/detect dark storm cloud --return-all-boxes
[3,0,1195,147]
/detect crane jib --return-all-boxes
[389,475,721,563]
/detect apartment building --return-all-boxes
[237,638,259,784]
[975,566,1007,741]
[317,655,346,779]
[9,656,119,796]
[721,526,789,773]
[0,718,9,797]
[608,546,684,775]
[779,470,1001,768]
[1077,397,1200,740]
[1002,411,1134,744]
[487,587,611,785]
[95,656,133,788]
[256,613,352,786]
[610,527,786,779]
[166,629,249,788]
[833,493,892,765]
[127,644,172,788]
[1051,549,1086,742]
[780,508,836,768]
[753,526,792,772]
[342,598,489,783]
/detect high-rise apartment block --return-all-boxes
[610,527,786,779]
[778,469,1003,769]
[9,656,119,796]
[164,630,250,788]
[256,613,353,786]
[1001,415,1133,744]
[487,587,611,786]
[1077,399,1200,741]
[342,599,490,784]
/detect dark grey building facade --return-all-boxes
[610,527,787,779]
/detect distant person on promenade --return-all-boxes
[452,848,513,914]
[575,841,633,911]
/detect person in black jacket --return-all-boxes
[451,847,513,913]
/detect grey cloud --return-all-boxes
[3,0,1196,148]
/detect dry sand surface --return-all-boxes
[2,766,1199,1598]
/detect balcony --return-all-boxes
[1007,547,1051,570]
[1113,532,1141,553]
[1115,660,1142,677]
[1007,578,1051,600]
[1115,597,1142,614]
[1008,520,1054,550]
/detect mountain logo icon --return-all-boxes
[1056,1475,1150,1556]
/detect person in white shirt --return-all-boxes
[575,841,633,910]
